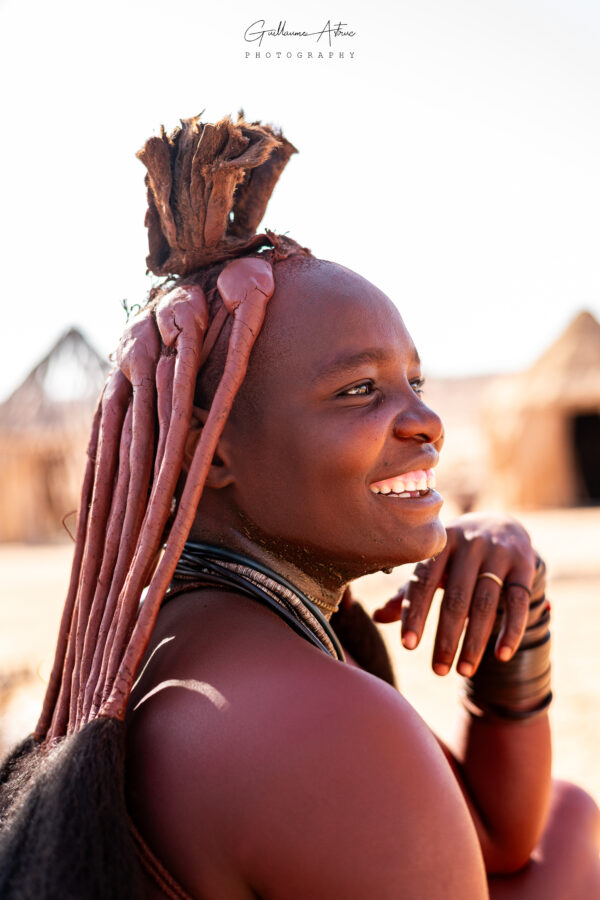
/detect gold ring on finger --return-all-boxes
[477,571,504,589]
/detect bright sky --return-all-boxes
[1,0,599,400]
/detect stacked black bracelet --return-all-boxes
[463,556,553,721]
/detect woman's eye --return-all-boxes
[342,381,374,397]
[410,378,425,396]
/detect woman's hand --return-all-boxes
[373,513,538,676]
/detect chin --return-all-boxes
[415,518,448,561]
[340,520,448,581]
[386,518,447,569]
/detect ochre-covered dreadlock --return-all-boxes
[0,111,309,899]
[36,112,307,742]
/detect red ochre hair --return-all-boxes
[0,112,310,900]
[34,112,310,742]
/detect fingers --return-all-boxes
[372,516,538,680]
[493,556,536,661]
[399,551,449,649]
[372,591,406,624]
[435,552,535,677]
[451,561,508,676]
[372,553,448,638]
[431,546,500,676]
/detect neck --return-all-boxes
[186,527,347,620]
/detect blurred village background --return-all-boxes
[0,309,599,803]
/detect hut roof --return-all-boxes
[487,310,600,411]
[0,328,109,432]
[530,310,600,378]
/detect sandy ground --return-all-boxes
[0,508,598,805]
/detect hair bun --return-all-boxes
[137,112,297,276]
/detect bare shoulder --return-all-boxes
[242,662,488,899]
[127,595,488,899]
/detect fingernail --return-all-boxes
[402,631,418,649]
[433,662,449,676]
[497,645,512,661]
[457,661,473,676]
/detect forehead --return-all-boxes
[251,256,416,378]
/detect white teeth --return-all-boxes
[370,467,438,496]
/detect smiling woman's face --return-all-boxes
[217,256,446,582]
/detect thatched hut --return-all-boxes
[0,329,109,541]
[484,310,600,509]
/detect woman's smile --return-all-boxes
[369,467,438,496]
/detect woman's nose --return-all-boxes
[392,395,444,448]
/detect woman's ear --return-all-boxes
[183,406,235,489]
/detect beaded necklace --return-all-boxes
[169,542,345,662]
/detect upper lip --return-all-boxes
[369,451,440,485]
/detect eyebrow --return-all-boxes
[316,346,421,380]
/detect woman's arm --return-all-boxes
[438,707,551,873]
[374,513,553,873]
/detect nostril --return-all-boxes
[423,410,444,446]
[392,406,444,445]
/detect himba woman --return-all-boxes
[0,112,599,900]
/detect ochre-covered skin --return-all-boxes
[123,253,594,899]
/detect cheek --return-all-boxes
[233,411,378,528]
[308,411,387,491]
[273,408,380,484]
